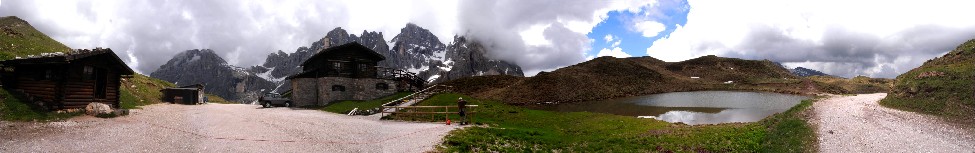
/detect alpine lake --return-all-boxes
[534,91,810,125]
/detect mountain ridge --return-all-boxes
[152,24,525,102]
[442,55,825,105]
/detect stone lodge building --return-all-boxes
[286,42,403,107]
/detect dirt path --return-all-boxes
[812,93,975,152]
[0,103,461,152]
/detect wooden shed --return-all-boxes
[160,84,205,105]
[0,48,134,110]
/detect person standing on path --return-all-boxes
[457,97,468,125]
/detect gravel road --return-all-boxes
[812,93,975,152]
[0,103,460,152]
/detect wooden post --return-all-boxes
[471,105,475,125]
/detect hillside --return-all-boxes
[807,75,893,94]
[0,16,177,120]
[119,74,177,109]
[0,16,71,60]
[882,39,975,121]
[443,55,822,105]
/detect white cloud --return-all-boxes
[459,0,657,76]
[604,34,615,42]
[634,20,665,38]
[0,0,463,74]
[1,0,662,76]
[647,0,975,78]
[596,47,631,58]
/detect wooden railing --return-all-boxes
[380,85,451,107]
[381,105,478,124]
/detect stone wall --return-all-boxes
[290,78,319,106]
[289,77,397,107]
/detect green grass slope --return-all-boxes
[120,74,177,109]
[391,93,816,152]
[315,92,412,114]
[881,39,975,121]
[0,16,70,60]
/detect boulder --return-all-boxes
[84,103,113,116]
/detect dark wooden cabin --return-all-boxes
[160,84,205,105]
[0,48,134,110]
[289,42,385,79]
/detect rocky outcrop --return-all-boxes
[150,49,275,102]
[84,103,112,116]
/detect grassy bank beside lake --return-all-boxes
[392,93,816,152]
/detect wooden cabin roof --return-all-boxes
[179,84,205,89]
[299,42,385,67]
[0,48,135,75]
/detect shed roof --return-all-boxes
[0,48,135,75]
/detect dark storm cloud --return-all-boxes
[2,0,649,75]
[729,25,975,78]
[457,0,643,75]
[1,0,348,73]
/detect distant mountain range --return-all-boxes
[151,24,524,102]
[790,67,833,77]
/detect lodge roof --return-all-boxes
[179,84,205,89]
[299,42,385,67]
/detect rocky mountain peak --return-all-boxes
[392,23,445,56]
[165,49,226,67]
[151,49,275,103]
[791,67,832,77]
[152,24,524,102]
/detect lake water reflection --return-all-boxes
[535,91,809,125]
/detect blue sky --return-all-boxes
[588,0,689,58]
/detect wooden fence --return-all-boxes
[381,105,478,124]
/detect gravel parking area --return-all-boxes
[812,93,975,152]
[0,103,460,152]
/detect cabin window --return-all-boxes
[331,85,346,92]
[44,70,53,80]
[359,64,368,71]
[31,69,44,80]
[375,83,388,90]
[332,62,342,72]
[83,66,95,80]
